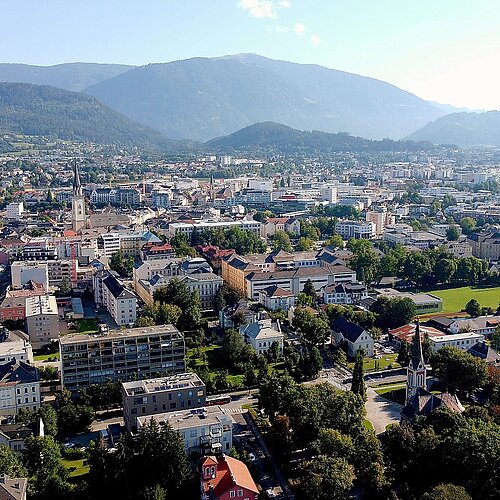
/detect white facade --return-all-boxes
[430,332,485,352]
[336,220,375,240]
[10,261,49,290]
[239,319,284,356]
[5,202,24,221]
[0,341,33,366]
[25,295,59,347]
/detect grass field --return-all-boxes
[429,286,500,314]
[76,318,99,334]
[348,353,400,372]
[34,351,60,362]
[375,385,406,405]
[62,458,89,477]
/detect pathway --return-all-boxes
[365,387,403,434]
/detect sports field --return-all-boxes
[429,286,500,314]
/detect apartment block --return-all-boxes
[0,360,40,416]
[25,295,59,348]
[59,325,186,392]
[122,372,206,431]
[335,220,375,240]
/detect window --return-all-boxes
[230,492,235,498]
[237,490,243,497]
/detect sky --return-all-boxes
[2,0,500,109]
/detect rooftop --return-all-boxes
[122,372,204,396]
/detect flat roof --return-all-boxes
[137,405,233,430]
[122,372,204,396]
[431,332,484,343]
[60,324,181,344]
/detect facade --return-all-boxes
[468,228,500,261]
[321,282,368,305]
[429,332,485,352]
[257,285,296,311]
[59,325,186,392]
[136,406,234,455]
[102,275,137,326]
[25,295,59,348]
[5,202,24,221]
[331,316,374,358]
[366,209,395,236]
[122,372,206,432]
[0,360,40,416]
[0,331,33,366]
[10,261,49,290]
[167,220,262,240]
[239,319,284,356]
[200,455,259,500]
[335,220,375,240]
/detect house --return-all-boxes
[0,418,43,453]
[0,360,40,416]
[200,454,259,500]
[447,316,500,338]
[321,282,368,305]
[467,341,500,365]
[219,300,262,329]
[331,316,374,358]
[0,329,33,366]
[257,285,296,311]
[239,319,284,356]
[0,475,28,500]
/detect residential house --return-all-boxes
[321,282,368,305]
[331,316,374,358]
[0,475,28,500]
[25,295,59,348]
[257,286,296,311]
[0,360,40,416]
[239,319,284,356]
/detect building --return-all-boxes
[122,372,206,432]
[429,332,485,352]
[25,295,59,348]
[200,455,259,500]
[388,323,443,346]
[5,202,24,221]
[10,261,49,290]
[137,406,234,455]
[0,360,40,416]
[468,228,500,261]
[167,219,262,240]
[321,282,368,305]
[447,316,500,338]
[0,329,33,366]
[331,316,374,358]
[257,285,296,311]
[0,420,42,453]
[239,319,284,356]
[0,475,28,500]
[405,321,427,405]
[467,341,500,365]
[373,289,442,314]
[141,242,176,261]
[59,325,186,392]
[366,209,395,236]
[71,161,86,233]
[335,220,375,240]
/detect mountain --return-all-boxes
[84,53,446,141]
[0,137,15,153]
[206,121,432,154]
[0,82,175,149]
[428,101,486,114]
[0,62,132,92]
[406,111,500,146]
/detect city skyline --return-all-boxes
[1,0,500,110]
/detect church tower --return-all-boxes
[405,318,427,404]
[71,160,86,232]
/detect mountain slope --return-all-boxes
[206,121,432,154]
[0,62,132,92]
[406,111,500,146]
[84,53,446,141]
[0,82,174,149]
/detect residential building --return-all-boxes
[10,261,49,290]
[321,282,368,305]
[257,285,296,311]
[429,332,485,352]
[0,329,33,366]
[122,372,206,432]
[447,316,500,337]
[0,360,40,416]
[468,228,500,261]
[0,420,42,453]
[200,455,259,500]
[136,406,234,455]
[366,209,395,236]
[219,300,261,329]
[141,242,176,261]
[467,341,500,366]
[5,202,24,221]
[444,240,473,258]
[71,161,86,232]
[260,217,300,238]
[167,219,262,240]
[239,319,284,356]
[25,295,59,348]
[0,475,28,500]
[59,325,186,392]
[331,316,374,358]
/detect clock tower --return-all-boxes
[405,319,427,404]
[71,160,86,232]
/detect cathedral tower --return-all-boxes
[405,319,427,404]
[71,160,86,232]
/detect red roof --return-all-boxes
[389,323,443,343]
[201,455,258,498]
[63,230,78,237]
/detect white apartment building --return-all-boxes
[5,202,24,221]
[167,219,262,239]
[0,332,33,366]
[335,220,375,240]
[25,295,59,347]
[98,274,137,326]
[430,332,485,352]
[136,406,234,455]
[366,209,395,236]
[0,360,40,416]
[11,261,49,290]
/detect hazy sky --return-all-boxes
[2,0,500,109]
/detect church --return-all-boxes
[71,160,86,232]
[401,319,464,423]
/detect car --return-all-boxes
[62,442,75,449]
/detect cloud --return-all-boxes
[294,22,305,35]
[238,0,277,19]
[275,24,289,32]
[278,0,291,7]
[311,34,321,46]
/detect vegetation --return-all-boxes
[109,250,135,278]
[429,286,500,314]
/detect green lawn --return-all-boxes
[363,419,374,432]
[62,458,89,477]
[348,353,400,372]
[375,385,406,405]
[76,318,99,334]
[428,286,500,314]
[34,351,60,362]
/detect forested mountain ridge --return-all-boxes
[0,82,175,150]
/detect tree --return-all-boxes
[302,279,317,301]
[0,444,26,477]
[491,325,500,351]
[421,483,471,500]
[142,484,167,500]
[297,237,314,251]
[272,230,293,252]
[311,428,353,458]
[459,217,476,235]
[324,234,344,249]
[435,258,457,284]
[351,349,367,401]
[465,298,481,317]
[431,346,488,393]
[446,226,460,241]
[170,233,196,257]
[56,389,95,436]
[134,316,156,328]
[38,404,58,437]
[372,296,416,330]
[109,250,134,277]
[299,456,355,500]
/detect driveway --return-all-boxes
[365,387,403,434]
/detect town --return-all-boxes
[0,139,497,500]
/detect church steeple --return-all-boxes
[72,159,83,197]
[405,318,427,404]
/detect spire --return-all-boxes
[72,159,82,197]
[410,318,425,368]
